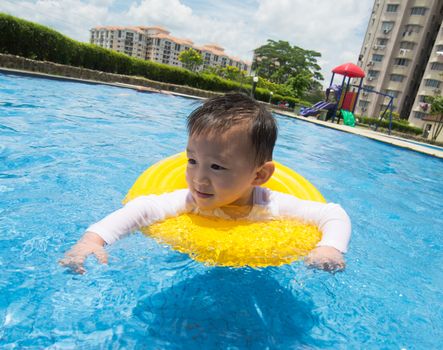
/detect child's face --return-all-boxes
[186,124,260,210]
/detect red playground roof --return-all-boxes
[332,63,366,78]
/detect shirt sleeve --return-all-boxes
[86,189,193,245]
[269,190,352,253]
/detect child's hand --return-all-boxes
[305,246,345,272]
[59,232,107,274]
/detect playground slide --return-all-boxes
[300,101,336,117]
[340,109,355,127]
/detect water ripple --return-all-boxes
[1,72,442,349]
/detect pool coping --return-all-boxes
[1,67,442,159]
[274,110,443,159]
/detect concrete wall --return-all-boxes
[0,54,220,99]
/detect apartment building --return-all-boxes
[409,19,443,139]
[355,0,443,134]
[90,26,250,73]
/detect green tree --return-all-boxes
[428,95,443,141]
[219,65,246,82]
[252,40,323,96]
[178,48,203,72]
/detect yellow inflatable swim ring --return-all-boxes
[124,152,326,268]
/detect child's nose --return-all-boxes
[193,169,210,186]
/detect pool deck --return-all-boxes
[274,110,443,159]
[1,67,442,159]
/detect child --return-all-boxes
[61,93,351,273]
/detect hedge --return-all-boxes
[0,13,307,106]
[357,116,422,135]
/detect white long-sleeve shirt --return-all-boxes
[88,187,351,253]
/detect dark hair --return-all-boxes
[187,93,277,165]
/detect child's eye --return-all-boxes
[211,164,226,170]
[187,158,196,165]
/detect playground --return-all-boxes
[298,63,394,132]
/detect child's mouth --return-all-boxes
[195,190,213,198]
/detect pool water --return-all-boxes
[1,73,442,349]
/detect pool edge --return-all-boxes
[1,67,442,160]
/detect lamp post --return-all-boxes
[251,76,259,99]
[269,91,273,104]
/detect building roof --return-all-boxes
[199,44,225,56]
[92,25,170,35]
[196,44,248,65]
[153,33,194,46]
[136,25,169,33]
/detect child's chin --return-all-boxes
[195,200,217,211]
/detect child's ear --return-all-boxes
[252,161,275,186]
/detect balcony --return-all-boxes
[401,30,421,41]
[407,16,426,26]
[381,28,393,36]
[391,65,410,75]
[412,0,430,7]
[366,76,378,84]
[388,75,405,86]
[373,44,386,51]
[398,49,414,59]
[366,60,376,67]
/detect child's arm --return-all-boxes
[60,189,192,273]
[305,246,345,271]
[271,190,351,271]
[59,231,107,274]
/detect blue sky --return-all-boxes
[0,0,374,85]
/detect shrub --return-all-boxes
[357,116,422,135]
[0,13,305,105]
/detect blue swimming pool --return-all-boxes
[1,72,442,349]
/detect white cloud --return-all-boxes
[252,0,373,82]
[0,0,373,86]
[0,0,111,40]
[125,0,255,59]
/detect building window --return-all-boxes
[372,54,384,62]
[430,62,443,71]
[359,100,369,108]
[368,70,379,78]
[174,44,181,51]
[377,38,389,46]
[436,45,443,52]
[418,95,429,103]
[387,4,399,12]
[363,85,375,91]
[400,41,415,50]
[414,111,427,119]
[394,58,409,66]
[403,24,422,36]
[390,74,405,82]
[381,21,395,33]
[424,79,441,88]
[410,7,427,15]
[118,30,121,38]
[385,90,400,98]
[380,103,394,110]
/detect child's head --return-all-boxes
[187,93,277,166]
[185,93,277,210]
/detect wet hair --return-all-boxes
[187,93,277,165]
